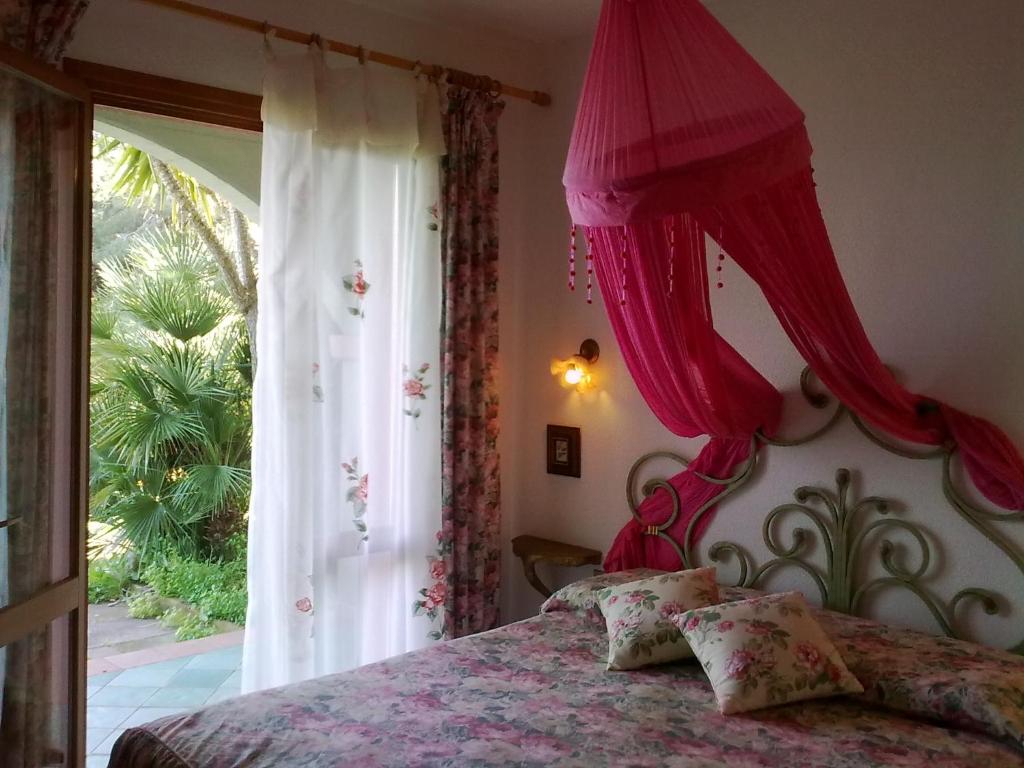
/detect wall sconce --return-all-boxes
[550,338,600,392]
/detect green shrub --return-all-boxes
[201,588,248,625]
[160,606,216,641]
[222,531,248,563]
[126,589,165,620]
[144,557,220,601]
[143,554,247,625]
[87,558,133,603]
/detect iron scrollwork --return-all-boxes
[626,367,1024,654]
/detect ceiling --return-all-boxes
[344,0,603,44]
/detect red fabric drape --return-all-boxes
[568,1,1024,572]
[603,438,754,572]
[698,164,1024,511]
[591,214,782,571]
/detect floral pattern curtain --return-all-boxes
[0,0,90,64]
[438,86,504,638]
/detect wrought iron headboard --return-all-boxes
[626,368,1024,655]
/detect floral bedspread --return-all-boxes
[109,605,1022,767]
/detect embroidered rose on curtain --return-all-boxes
[243,49,446,692]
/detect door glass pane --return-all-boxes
[0,613,73,766]
[0,67,82,610]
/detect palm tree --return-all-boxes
[95,135,260,369]
[90,227,252,561]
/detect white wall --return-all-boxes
[503,0,1024,651]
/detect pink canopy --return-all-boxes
[564,0,1024,572]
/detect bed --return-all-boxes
[107,577,1024,767]
[108,375,1024,767]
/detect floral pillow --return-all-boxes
[597,567,719,670]
[541,568,667,622]
[673,591,863,714]
[813,608,1024,753]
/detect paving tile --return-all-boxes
[87,685,104,700]
[133,656,194,673]
[108,664,181,688]
[108,632,242,669]
[185,647,242,670]
[87,671,119,686]
[88,706,135,729]
[120,707,187,728]
[145,686,216,708]
[95,727,128,756]
[89,685,159,707]
[86,756,111,768]
[166,667,232,688]
[86,728,111,753]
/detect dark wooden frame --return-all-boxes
[546,425,581,478]
[0,41,92,766]
[64,58,262,132]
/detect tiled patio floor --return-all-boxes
[86,644,242,767]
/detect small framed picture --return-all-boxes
[546,424,581,478]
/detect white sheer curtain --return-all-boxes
[243,49,445,692]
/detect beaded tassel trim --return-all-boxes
[585,229,594,304]
[568,223,577,291]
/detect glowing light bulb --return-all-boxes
[564,365,583,386]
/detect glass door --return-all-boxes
[0,43,92,767]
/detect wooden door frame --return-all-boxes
[64,58,263,132]
[0,50,256,767]
[0,41,93,767]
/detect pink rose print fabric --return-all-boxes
[343,259,370,318]
[342,458,368,543]
[111,597,1023,767]
[437,85,504,639]
[596,567,719,670]
[413,531,453,640]
[402,362,431,420]
[674,591,862,714]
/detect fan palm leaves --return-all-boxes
[95,134,260,368]
[90,223,252,561]
[95,135,218,226]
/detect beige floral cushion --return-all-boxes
[597,567,719,671]
[673,591,863,714]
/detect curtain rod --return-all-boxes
[131,0,552,107]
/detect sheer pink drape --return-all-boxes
[697,165,1024,511]
[569,1,1024,571]
[564,0,806,227]
[591,215,781,571]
